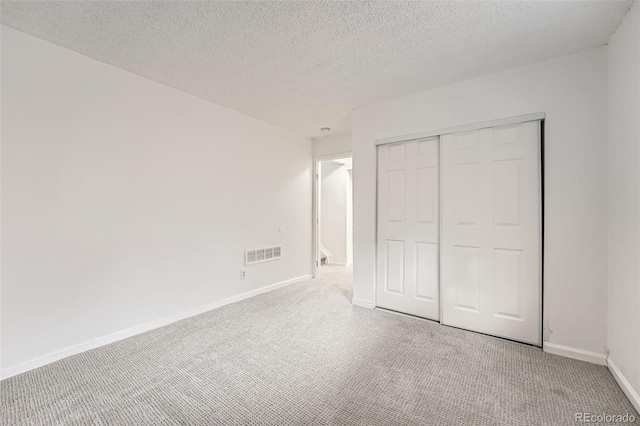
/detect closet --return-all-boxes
[376,117,542,346]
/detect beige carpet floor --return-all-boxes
[1,265,637,425]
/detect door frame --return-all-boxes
[374,112,546,146]
[373,112,545,345]
[312,151,353,278]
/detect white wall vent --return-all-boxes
[245,245,282,265]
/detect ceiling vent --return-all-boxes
[245,246,282,266]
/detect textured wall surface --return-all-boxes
[0,1,632,137]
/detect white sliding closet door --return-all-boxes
[376,138,439,320]
[441,120,541,345]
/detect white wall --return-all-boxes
[312,132,352,158]
[0,27,312,371]
[353,47,609,355]
[607,1,640,404]
[321,161,348,265]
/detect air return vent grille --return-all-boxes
[245,245,282,266]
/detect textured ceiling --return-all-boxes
[1,1,633,138]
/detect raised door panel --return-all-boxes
[453,245,480,312]
[387,170,406,222]
[417,167,437,223]
[415,242,438,301]
[454,163,479,226]
[385,240,405,295]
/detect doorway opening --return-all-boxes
[313,154,353,288]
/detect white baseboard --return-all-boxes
[608,358,640,413]
[352,298,375,309]
[0,274,312,380]
[542,342,607,365]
